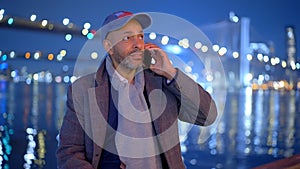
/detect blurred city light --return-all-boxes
[30,14,37,22]
[161,35,169,45]
[194,42,202,49]
[165,44,182,54]
[149,32,157,40]
[7,18,13,25]
[62,18,69,25]
[0,10,297,90]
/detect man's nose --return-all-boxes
[132,36,143,49]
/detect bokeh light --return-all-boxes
[41,20,48,27]
[65,34,72,41]
[62,18,69,25]
[47,54,54,61]
[30,14,37,21]
[25,52,31,59]
[7,18,14,25]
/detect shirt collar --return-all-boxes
[106,56,128,84]
[105,56,145,92]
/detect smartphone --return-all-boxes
[143,49,152,68]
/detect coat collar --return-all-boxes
[90,61,167,136]
[89,63,167,167]
[93,61,165,132]
[143,69,165,134]
[93,61,164,120]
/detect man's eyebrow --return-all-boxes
[123,30,144,35]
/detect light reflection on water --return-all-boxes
[0,81,299,169]
[0,81,66,169]
[180,87,300,169]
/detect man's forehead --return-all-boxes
[120,20,143,31]
[109,21,143,37]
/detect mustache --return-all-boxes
[129,49,143,55]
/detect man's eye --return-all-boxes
[123,36,130,41]
[138,35,144,40]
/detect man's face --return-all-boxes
[105,19,145,70]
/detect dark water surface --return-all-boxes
[0,81,299,169]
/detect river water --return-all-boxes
[0,81,299,169]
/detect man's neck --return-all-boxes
[114,64,136,84]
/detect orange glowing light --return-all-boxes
[25,52,31,59]
[48,53,54,60]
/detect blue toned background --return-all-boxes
[0,1,300,168]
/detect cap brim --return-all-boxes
[129,13,152,30]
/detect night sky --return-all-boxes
[1,0,300,60]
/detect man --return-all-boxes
[56,11,217,169]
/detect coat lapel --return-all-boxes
[144,71,183,169]
[144,70,165,134]
[88,66,183,168]
[87,62,110,168]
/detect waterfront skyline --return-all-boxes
[0,0,299,89]
[1,0,300,60]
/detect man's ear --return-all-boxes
[103,39,113,55]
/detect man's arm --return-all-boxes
[56,86,94,169]
[165,69,218,126]
[144,43,218,126]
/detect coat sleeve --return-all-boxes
[164,69,218,126]
[56,85,94,169]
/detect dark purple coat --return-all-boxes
[56,61,217,169]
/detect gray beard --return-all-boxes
[119,57,142,70]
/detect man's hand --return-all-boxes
[144,43,177,80]
[120,162,126,169]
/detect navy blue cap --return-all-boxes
[100,11,152,41]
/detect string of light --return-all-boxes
[0,8,299,89]
[1,8,298,69]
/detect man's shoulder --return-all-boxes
[71,73,97,89]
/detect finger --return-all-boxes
[148,49,163,60]
[120,162,126,169]
[144,43,160,49]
